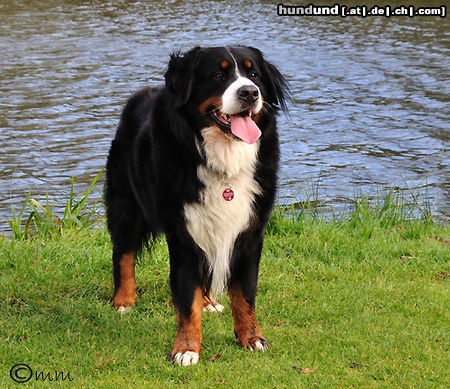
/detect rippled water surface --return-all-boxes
[1,0,449,229]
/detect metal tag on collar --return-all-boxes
[222,187,234,201]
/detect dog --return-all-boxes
[105,46,289,366]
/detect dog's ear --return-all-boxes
[165,46,202,108]
[263,60,291,112]
[247,47,291,112]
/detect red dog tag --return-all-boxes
[222,188,234,201]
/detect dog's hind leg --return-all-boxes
[109,213,149,310]
[109,209,151,311]
[106,191,148,310]
[202,289,224,313]
[112,250,137,310]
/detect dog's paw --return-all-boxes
[116,306,132,315]
[202,302,225,313]
[202,293,224,313]
[244,336,270,352]
[169,351,199,366]
[112,290,137,310]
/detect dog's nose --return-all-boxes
[237,85,259,104]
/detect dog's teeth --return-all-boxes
[220,113,231,123]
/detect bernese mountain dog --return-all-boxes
[105,46,289,366]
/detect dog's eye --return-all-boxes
[249,71,258,79]
[214,71,225,81]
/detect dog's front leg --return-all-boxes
[166,236,203,366]
[228,232,269,352]
[228,282,269,352]
[169,287,203,366]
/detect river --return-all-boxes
[1,0,448,231]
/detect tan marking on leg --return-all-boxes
[112,252,137,308]
[202,289,216,307]
[171,287,203,358]
[202,289,224,312]
[229,284,269,351]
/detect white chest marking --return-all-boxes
[184,127,260,295]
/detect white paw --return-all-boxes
[117,306,132,315]
[253,340,267,352]
[173,351,199,366]
[202,303,225,313]
[246,339,269,352]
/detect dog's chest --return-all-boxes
[183,127,260,294]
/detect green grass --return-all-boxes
[6,170,103,240]
[0,180,449,387]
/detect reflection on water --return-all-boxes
[1,1,449,230]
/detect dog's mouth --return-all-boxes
[209,108,261,144]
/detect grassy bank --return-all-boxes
[0,187,449,387]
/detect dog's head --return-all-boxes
[165,46,290,144]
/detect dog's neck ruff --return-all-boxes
[184,127,261,295]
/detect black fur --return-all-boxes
[105,45,289,319]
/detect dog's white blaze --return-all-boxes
[226,47,241,76]
[222,76,263,115]
[184,127,260,296]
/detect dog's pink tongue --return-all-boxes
[230,114,261,144]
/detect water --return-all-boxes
[1,0,449,232]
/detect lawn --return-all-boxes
[0,206,448,387]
